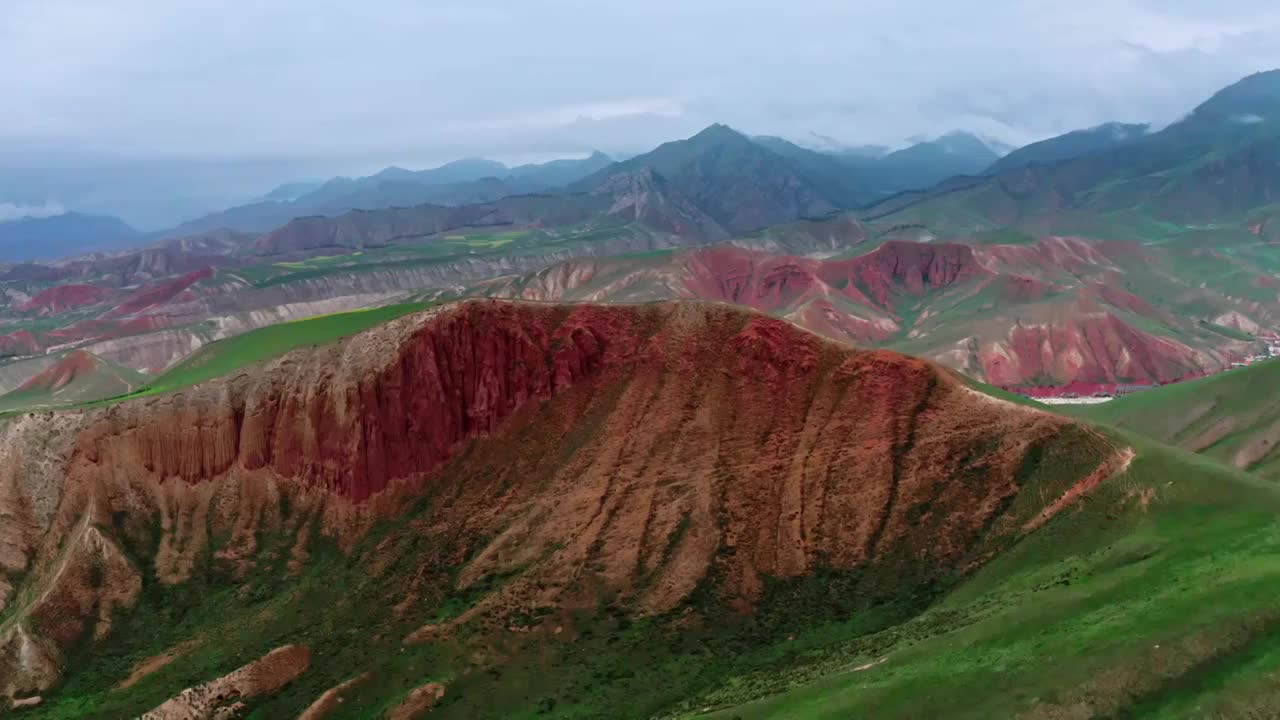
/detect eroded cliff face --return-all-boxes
[0,300,1121,704]
[979,313,1214,386]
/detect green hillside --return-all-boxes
[701,432,1280,719]
[74,301,433,407]
[1071,359,1280,477]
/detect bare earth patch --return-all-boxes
[140,644,311,720]
[297,671,372,720]
[1232,417,1280,470]
[115,638,203,690]
[386,682,446,720]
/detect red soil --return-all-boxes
[1087,283,1163,318]
[680,241,984,320]
[0,330,41,357]
[997,274,1052,303]
[104,267,213,318]
[823,241,983,311]
[11,300,1121,681]
[43,315,171,347]
[682,246,826,312]
[982,314,1204,387]
[17,350,101,393]
[19,284,112,314]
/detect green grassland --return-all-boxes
[229,223,659,289]
[1069,359,1280,478]
[75,301,432,406]
[698,433,1280,719]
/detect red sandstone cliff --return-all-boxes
[0,300,1123,702]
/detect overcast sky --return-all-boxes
[3,0,1280,225]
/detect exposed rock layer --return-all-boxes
[0,300,1121,704]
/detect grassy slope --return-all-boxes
[232,223,656,288]
[697,432,1280,718]
[86,301,432,405]
[1068,359,1280,478]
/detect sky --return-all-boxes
[3,0,1280,227]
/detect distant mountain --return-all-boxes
[507,151,614,189]
[0,213,140,262]
[749,135,876,207]
[168,153,614,237]
[864,70,1280,233]
[591,167,729,240]
[260,181,325,202]
[988,122,1150,174]
[1177,69,1280,133]
[760,131,1000,197]
[579,124,853,234]
[802,132,890,157]
[841,132,1001,194]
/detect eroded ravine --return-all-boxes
[0,300,1129,711]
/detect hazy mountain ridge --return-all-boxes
[166,152,615,237]
[866,70,1280,232]
[0,212,140,262]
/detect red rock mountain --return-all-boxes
[469,238,1251,385]
[0,300,1124,703]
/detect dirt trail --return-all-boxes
[1023,446,1136,533]
[0,508,93,637]
[115,639,203,691]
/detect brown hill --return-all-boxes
[0,349,148,411]
[465,238,1258,386]
[0,300,1122,708]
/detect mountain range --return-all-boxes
[166,152,617,236]
[165,129,1002,241]
[0,212,140,262]
[866,70,1280,234]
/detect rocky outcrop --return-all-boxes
[0,300,1124,703]
[980,313,1211,386]
[141,644,312,720]
[825,240,985,311]
[597,168,729,240]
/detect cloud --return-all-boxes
[1233,113,1266,124]
[461,98,686,133]
[0,201,66,222]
